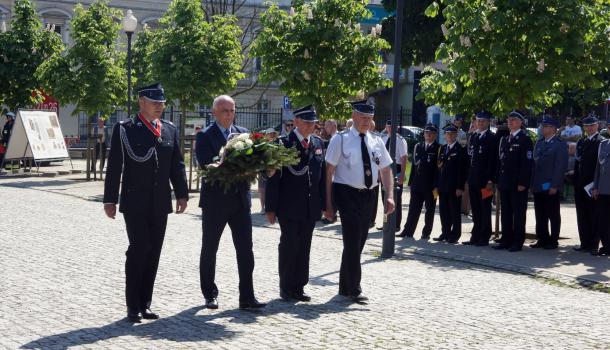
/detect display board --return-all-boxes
[4,110,69,161]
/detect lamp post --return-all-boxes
[122,10,137,117]
[382,0,405,258]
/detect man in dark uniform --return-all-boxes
[103,83,189,322]
[265,105,325,302]
[433,124,468,243]
[196,95,265,310]
[324,100,395,303]
[592,137,610,256]
[573,115,604,253]
[463,111,498,246]
[398,123,440,239]
[530,116,568,250]
[380,119,409,231]
[494,111,533,252]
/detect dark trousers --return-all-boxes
[597,195,610,250]
[334,183,375,296]
[91,142,107,173]
[278,218,315,294]
[200,193,254,302]
[499,190,528,249]
[533,192,561,245]
[370,185,379,226]
[575,187,599,249]
[123,213,168,311]
[402,191,436,237]
[439,192,462,241]
[469,185,493,244]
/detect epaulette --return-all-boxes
[160,119,175,126]
[119,119,133,125]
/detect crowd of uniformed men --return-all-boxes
[102,82,610,322]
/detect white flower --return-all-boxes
[370,27,377,37]
[355,23,361,31]
[237,133,250,141]
[234,141,245,150]
[483,20,491,32]
[536,59,546,73]
[375,24,382,34]
[560,23,569,33]
[244,139,253,146]
[469,68,476,81]
[219,146,225,157]
[334,19,341,27]
[302,71,311,81]
[289,7,296,17]
[304,48,310,59]
[460,35,472,48]
[441,24,449,37]
[307,8,313,20]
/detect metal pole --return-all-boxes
[126,31,133,118]
[382,0,405,258]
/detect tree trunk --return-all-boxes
[180,103,186,155]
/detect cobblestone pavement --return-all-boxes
[1,177,610,350]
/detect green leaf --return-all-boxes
[424,2,439,18]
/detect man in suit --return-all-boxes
[265,105,325,302]
[398,123,440,240]
[530,116,569,250]
[494,111,534,252]
[433,124,469,243]
[103,83,189,322]
[573,115,604,253]
[592,137,610,256]
[91,117,110,179]
[463,111,498,246]
[196,95,265,310]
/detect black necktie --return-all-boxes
[385,137,390,151]
[360,133,373,188]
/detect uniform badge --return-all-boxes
[315,148,322,155]
[365,169,372,176]
[137,122,142,126]
[157,137,163,143]
[527,151,532,159]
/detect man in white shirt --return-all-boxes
[323,100,394,303]
[381,119,408,231]
[560,115,582,143]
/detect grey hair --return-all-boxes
[212,95,235,110]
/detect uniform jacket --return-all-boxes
[574,133,604,189]
[532,136,569,193]
[2,121,13,146]
[435,142,468,193]
[195,122,250,209]
[265,131,325,221]
[103,117,189,214]
[497,130,534,191]
[408,141,439,192]
[467,130,498,189]
[594,139,610,195]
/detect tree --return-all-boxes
[418,0,610,116]
[0,0,64,112]
[380,0,445,68]
[150,0,244,151]
[37,0,127,179]
[130,25,156,112]
[250,0,390,121]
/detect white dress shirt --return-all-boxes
[381,134,408,165]
[326,127,392,189]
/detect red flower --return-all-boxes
[253,133,264,140]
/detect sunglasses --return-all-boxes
[284,123,294,127]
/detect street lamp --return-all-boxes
[122,10,137,117]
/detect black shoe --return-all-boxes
[543,243,558,250]
[529,241,546,248]
[462,241,475,246]
[127,308,141,323]
[280,290,294,301]
[350,294,369,304]
[239,299,266,310]
[204,298,218,309]
[593,247,610,256]
[293,292,311,302]
[573,246,591,252]
[493,244,509,250]
[433,236,446,242]
[141,308,159,320]
[508,246,522,252]
[420,234,431,240]
[446,239,458,244]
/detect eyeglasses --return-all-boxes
[285,123,294,127]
